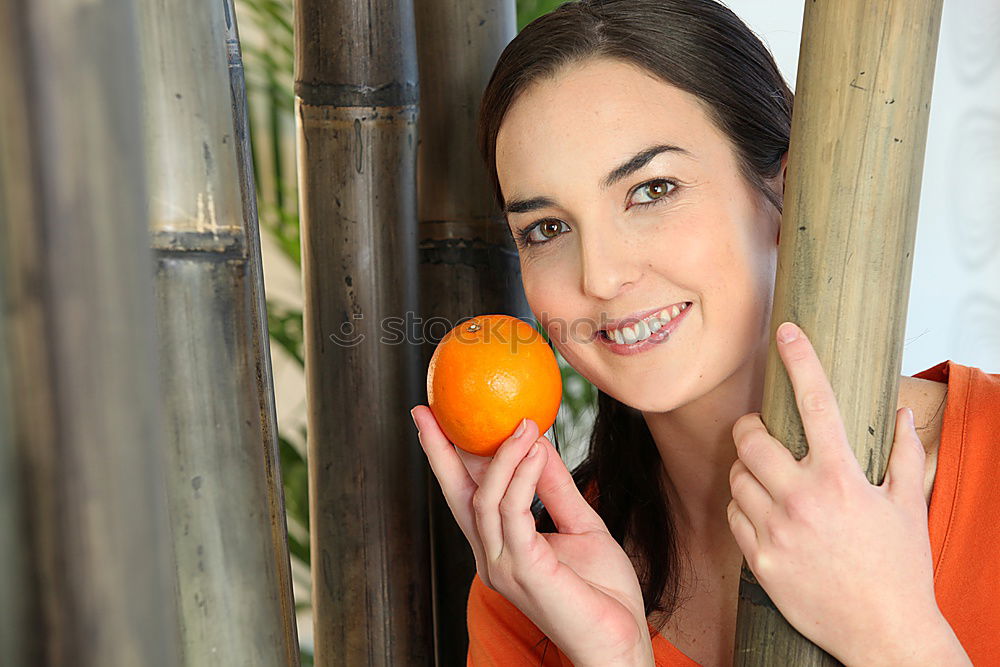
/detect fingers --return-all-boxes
[732,412,798,499]
[775,322,851,467]
[729,457,775,528]
[455,446,491,486]
[727,498,758,560]
[412,405,482,546]
[534,437,607,535]
[500,440,552,557]
[473,419,542,561]
[883,407,926,504]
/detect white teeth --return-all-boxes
[606,303,689,345]
[634,319,651,341]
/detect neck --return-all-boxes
[642,339,769,552]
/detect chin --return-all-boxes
[594,370,687,414]
[618,390,684,414]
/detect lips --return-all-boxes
[599,302,692,345]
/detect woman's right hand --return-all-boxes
[411,406,655,667]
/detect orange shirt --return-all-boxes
[466,361,1000,666]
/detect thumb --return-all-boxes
[534,437,607,535]
[884,407,926,502]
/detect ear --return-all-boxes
[778,151,788,195]
[774,151,788,245]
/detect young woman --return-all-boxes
[411,1,998,664]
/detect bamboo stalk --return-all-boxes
[0,8,35,665]
[0,306,28,667]
[0,1,180,665]
[294,0,430,663]
[222,3,302,660]
[734,0,944,663]
[412,1,519,663]
[138,0,299,663]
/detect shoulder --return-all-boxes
[898,374,947,507]
[899,362,1000,506]
[908,364,1000,664]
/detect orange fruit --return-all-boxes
[426,314,563,457]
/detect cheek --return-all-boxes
[708,220,777,342]
[520,253,580,337]
[519,254,601,379]
[698,208,775,294]
[738,220,779,305]
[519,247,577,303]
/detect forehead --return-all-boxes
[495,58,727,198]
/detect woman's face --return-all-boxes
[495,58,783,413]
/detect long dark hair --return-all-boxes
[477,0,793,633]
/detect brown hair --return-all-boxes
[476,0,793,638]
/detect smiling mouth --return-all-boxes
[599,302,692,345]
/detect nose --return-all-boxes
[579,222,643,301]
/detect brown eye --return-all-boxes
[648,182,669,197]
[525,218,569,245]
[540,220,562,238]
[628,179,676,207]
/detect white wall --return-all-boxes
[727,0,1000,375]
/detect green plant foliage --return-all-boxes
[531,320,598,461]
[266,300,304,366]
[279,429,310,564]
[239,0,299,268]
[516,0,568,30]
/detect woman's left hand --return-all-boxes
[727,321,968,666]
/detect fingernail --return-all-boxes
[527,441,540,457]
[514,418,527,438]
[410,408,419,431]
[905,407,914,423]
[777,322,799,343]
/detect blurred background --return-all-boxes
[234,0,999,660]
[233,2,586,661]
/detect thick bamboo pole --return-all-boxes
[734,0,944,663]
[0,1,180,665]
[0,320,29,667]
[0,301,27,667]
[294,1,430,664]
[412,1,519,663]
[221,5,302,661]
[138,0,299,664]
[0,8,35,665]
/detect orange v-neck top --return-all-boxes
[466,361,1000,666]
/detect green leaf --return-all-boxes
[267,301,304,366]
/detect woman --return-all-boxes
[411,1,996,664]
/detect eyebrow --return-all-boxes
[503,143,691,215]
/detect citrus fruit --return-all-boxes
[426,314,563,457]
